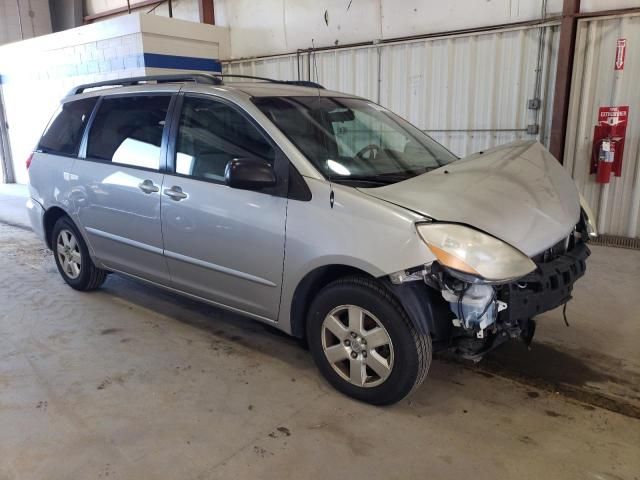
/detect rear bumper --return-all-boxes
[498,242,590,324]
[26,197,46,243]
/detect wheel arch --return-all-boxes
[43,206,70,249]
[289,264,373,339]
[288,264,452,344]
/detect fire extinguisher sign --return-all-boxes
[599,106,629,126]
[615,39,627,70]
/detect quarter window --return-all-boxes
[174,96,274,182]
[86,96,171,170]
[38,97,97,156]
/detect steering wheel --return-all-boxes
[356,144,381,160]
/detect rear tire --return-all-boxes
[307,276,431,405]
[52,216,107,291]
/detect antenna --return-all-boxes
[311,39,321,99]
[311,39,333,207]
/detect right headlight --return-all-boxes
[416,223,536,282]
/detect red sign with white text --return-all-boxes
[615,39,627,70]
[591,106,629,178]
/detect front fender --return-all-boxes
[278,177,438,333]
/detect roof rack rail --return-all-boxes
[68,73,325,97]
[210,74,325,89]
[68,73,222,96]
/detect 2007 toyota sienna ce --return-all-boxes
[26,73,596,405]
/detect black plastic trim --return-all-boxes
[288,163,312,201]
[383,279,454,342]
[69,74,221,96]
[498,242,590,324]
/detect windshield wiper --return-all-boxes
[334,174,413,186]
[334,177,394,186]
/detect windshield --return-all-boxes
[253,96,457,186]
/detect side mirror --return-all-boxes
[225,157,277,191]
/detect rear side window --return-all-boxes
[174,96,274,183]
[86,95,171,170]
[38,97,97,156]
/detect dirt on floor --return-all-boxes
[0,221,639,480]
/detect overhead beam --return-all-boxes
[549,0,581,163]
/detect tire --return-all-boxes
[307,275,432,405]
[51,216,107,291]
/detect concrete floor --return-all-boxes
[1,189,639,479]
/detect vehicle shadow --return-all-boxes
[98,273,318,374]
[96,272,473,411]
[94,270,640,418]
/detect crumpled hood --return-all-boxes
[359,141,580,257]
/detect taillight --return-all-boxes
[26,152,34,170]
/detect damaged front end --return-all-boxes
[388,213,592,362]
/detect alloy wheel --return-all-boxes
[56,229,82,279]
[321,305,394,388]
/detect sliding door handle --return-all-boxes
[164,186,188,201]
[138,179,159,194]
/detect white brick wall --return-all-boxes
[0,13,228,183]
[0,30,146,183]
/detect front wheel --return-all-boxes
[52,216,107,291]
[307,276,431,405]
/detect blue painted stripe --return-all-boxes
[143,53,222,72]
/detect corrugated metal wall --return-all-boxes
[564,13,640,238]
[225,23,560,158]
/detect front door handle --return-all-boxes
[138,179,159,194]
[164,186,188,201]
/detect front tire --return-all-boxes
[307,276,431,405]
[52,216,107,291]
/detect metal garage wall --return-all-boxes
[225,23,560,158]
[564,13,640,238]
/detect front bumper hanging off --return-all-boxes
[497,242,590,326]
[442,241,590,360]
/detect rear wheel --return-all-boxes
[307,276,431,405]
[52,216,107,291]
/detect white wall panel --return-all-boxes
[564,13,640,237]
[580,0,640,13]
[216,0,563,59]
[380,0,562,39]
[85,0,200,22]
[0,0,52,46]
[226,24,560,158]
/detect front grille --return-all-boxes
[499,242,590,324]
[532,235,571,264]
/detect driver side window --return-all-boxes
[175,96,275,183]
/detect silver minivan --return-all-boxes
[27,74,596,405]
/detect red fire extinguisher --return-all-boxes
[591,106,629,182]
[596,137,615,184]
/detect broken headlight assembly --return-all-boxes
[415,223,536,283]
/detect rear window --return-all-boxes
[86,95,171,170]
[38,97,98,156]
